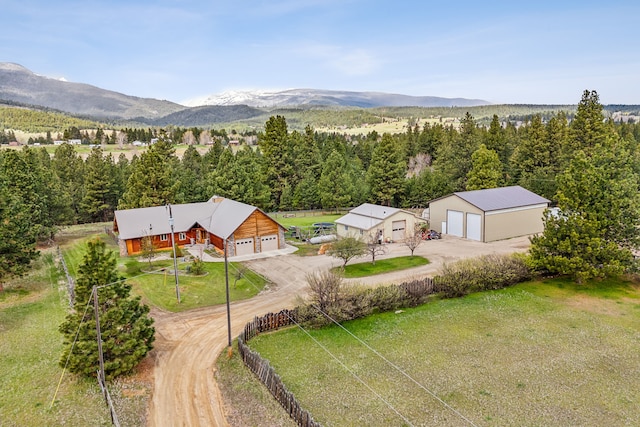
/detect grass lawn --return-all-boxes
[246,277,640,426]
[269,213,342,228]
[215,341,297,427]
[124,258,267,312]
[0,245,148,426]
[337,255,429,278]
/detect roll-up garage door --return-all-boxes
[260,235,278,252]
[446,210,464,237]
[466,213,481,241]
[235,238,255,256]
[392,220,406,241]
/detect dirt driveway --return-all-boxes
[146,235,531,426]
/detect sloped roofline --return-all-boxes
[114,197,284,240]
[428,185,549,212]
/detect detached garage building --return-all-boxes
[428,186,549,242]
[335,203,425,242]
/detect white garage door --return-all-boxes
[446,210,464,237]
[235,238,254,256]
[260,235,278,252]
[466,213,482,241]
[392,220,406,241]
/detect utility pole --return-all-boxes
[167,204,181,303]
[224,238,231,348]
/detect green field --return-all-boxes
[247,278,640,426]
[269,213,343,228]
[0,246,148,426]
[0,223,267,425]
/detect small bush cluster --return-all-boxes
[434,253,531,298]
[296,254,531,327]
[296,273,436,328]
[189,257,205,275]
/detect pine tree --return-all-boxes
[258,115,294,209]
[53,143,85,219]
[59,239,154,379]
[435,112,480,189]
[465,144,503,190]
[0,170,39,289]
[530,143,640,281]
[80,147,117,222]
[318,150,352,210]
[366,133,406,206]
[118,138,179,209]
[177,144,205,203]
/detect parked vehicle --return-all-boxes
[423,229,441,240]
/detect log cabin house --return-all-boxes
[113,196,286,257]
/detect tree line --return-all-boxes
[2,90,640,286]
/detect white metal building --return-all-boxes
[335,203,425,242]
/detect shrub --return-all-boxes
[190,257,205,275]
[434,253,531,298]
[124,259,141,275]
[367,285,407,313]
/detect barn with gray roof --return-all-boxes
[113,196,286,257]
[428,186,549,242]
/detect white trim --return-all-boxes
[485,203,548,216]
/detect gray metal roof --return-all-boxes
[114,198,263,240]
[350,203,400,219]
[453,186,549,212]
[335,212,384,231]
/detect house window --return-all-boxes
[359,229,363,235]
[179,232,187,241]
[344,225,349,231]
[160,234,168,241]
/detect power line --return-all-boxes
[232,260,480,425]
[309,303,479,427]
[229,262,415,425]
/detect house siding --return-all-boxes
[429,193,547,242]
[429,196,483,238]
[336,209,424,242]
[484,206,546,242]
[116,200,286,256]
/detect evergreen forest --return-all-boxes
[2,90,640,284]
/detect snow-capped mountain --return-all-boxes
[183,88,490,108]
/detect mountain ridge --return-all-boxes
[0,63,491,123]
[183,88,491,108]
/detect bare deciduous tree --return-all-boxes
[182,130,196,146]
[199,131,212,146]
[116,131,127,149]
[404,224,424,256]
[365,231,388,264]
[306,270,344,311]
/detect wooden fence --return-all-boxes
[238,309,321,427]
[237,278,437,427]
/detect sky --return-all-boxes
[2,0,639,106]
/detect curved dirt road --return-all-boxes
[146,237,530,426]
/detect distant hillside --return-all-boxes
[184,88,491,108]
[0,63,186,120]
[136,104,266,127]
